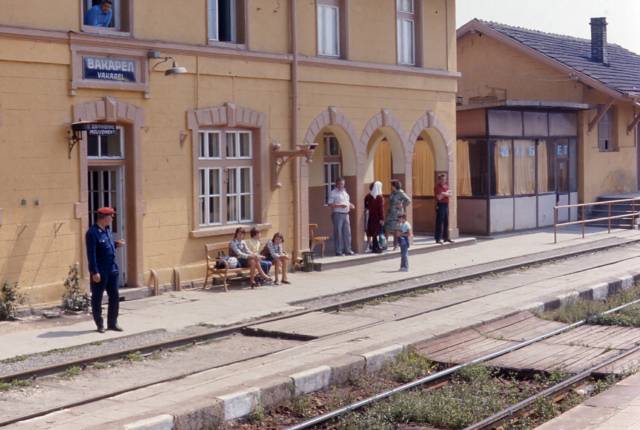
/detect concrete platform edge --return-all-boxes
[115,269,640,429]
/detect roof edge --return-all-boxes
[456,19,629,101]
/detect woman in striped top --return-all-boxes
[265,232,290,285]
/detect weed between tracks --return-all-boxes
[539,284,640,326]
[226,350,597,430]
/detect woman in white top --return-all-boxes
[265,232,290,285]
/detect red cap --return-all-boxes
[97,207,116,215]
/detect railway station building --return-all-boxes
[0,0,458,305]
[456,19,640,234]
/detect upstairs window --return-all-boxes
[598,108,618,152]
[397,0,416,65]
[208,0,246,44]
[83,0,131,33]
[317,0,341,57]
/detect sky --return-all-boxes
[456,0,640,54]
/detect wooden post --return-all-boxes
[608,202,612,234]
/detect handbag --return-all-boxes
[378,227,388,251]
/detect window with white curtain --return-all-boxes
[196,130,253,227]
[208,0,245,44]
[317,2,340,57]
[397,0,416,65]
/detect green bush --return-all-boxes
[0,281,24,321]
[61,263,90,313]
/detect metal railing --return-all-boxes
[554,197,640,243]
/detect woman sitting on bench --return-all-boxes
[230,228,270,288]
[265,232,291,285]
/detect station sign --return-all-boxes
[72,123,117,136]
[82,56,137,83]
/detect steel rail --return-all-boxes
[5,240,635,384]
[464,342,640,430]
[284,298,640,430]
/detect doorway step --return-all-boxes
[312,235,476,271]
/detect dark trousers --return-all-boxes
[91,271,119,329]
[435,203,450,242]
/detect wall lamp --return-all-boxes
[147,51,188,76]
[271,142,317,189]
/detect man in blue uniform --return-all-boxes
[84,0,113,27]
[86,207,125,333]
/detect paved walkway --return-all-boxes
[537,372,640,430]
[1,227,639,361]
[11,229,640,429]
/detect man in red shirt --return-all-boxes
[434,174,453,244]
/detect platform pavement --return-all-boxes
[1,227,639,361]
[536,372,640,430]
[12,229,640,429]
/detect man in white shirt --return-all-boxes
[327,177,356,256]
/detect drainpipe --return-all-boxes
[290,0,302,260]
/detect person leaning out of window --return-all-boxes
[84,0,113,27]
[264,233,291,285]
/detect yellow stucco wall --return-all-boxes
[0,1,458,306]
[458,32,638,204]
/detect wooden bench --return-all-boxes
[309,223,329,257]
[204,242,251,292]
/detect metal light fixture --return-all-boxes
[147,51,188,76]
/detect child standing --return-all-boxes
[398,213,411,272]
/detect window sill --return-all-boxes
[207,40,247,50]
[81,26,131,38]
[190,223,272,239]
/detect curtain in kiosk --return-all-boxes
[493,140,513,196]
[412,140,435,196]
[374,140,393,195]
[456,140,472,197]
[537,141,549,193]
[514,140,535,195]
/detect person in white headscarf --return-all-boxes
[364,181,385,253]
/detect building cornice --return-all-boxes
[0,24,460,80]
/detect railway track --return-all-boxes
[4,243,639,385]
[2,242,640,428]
[284,299,640,430]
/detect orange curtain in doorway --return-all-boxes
[456,140,472,197]
[374,140,393,194]
[494,140,513,196]
[537,140,549,193]
[514,140,535,195]
[412,140,435,196]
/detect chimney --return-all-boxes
[590,17,608,64]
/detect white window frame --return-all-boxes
[197,129,254,227]
[323,162,342,204]
[199,168,223,227]
[87,126,125,160]
[225,130,253,160]
[226,166,253,223]
[208,0,244,44]
[324,134,341,157]
[199,131,222,160]
[317,2,341,57]
[397,0,416,65]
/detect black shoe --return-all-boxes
[436,240,443,244]
[97,326,105,333]
[107,325,124,332]
[445,239,454,243]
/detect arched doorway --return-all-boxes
[362,111,409,250]
[408,111,457,238]
[303,108,362,255]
